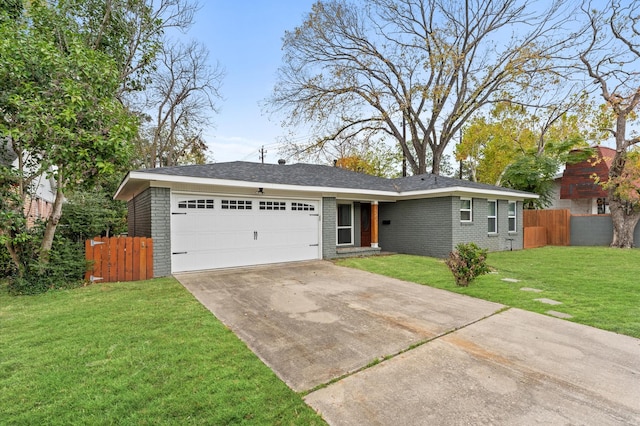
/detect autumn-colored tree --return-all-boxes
[456,101,592,203]
[456,103,538,184]
[579,0,640,247]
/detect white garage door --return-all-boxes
[170,194,321,272]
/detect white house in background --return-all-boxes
[1,141,56,226]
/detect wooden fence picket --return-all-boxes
[523,209,571,248]
[85,236,154,283]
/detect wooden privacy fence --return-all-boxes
[523,209,570,248]
[85,236,153,283]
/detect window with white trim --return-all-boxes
[337,203,353,245]
[178,199,214,209]
[221,199,252,210]
[259,201,286,210]
[460,198,472,222]
[508,201,517,232]
[488,200,497,233]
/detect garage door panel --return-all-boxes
[171,195,320,272]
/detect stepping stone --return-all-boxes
[535,298,563,305]
[520,287,543,293]
[501,278,520,283]
[547,310,573,319]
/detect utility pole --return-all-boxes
[259,146,267,164]
[402,115,407,177]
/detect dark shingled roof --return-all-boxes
[135,161,533,196]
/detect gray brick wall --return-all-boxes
[150,187,171,277]
[452,198,523,253]
[379,197,524,258]
[126,187,171,277]
[379,197,454,258]
[127,190,151,237]
[322,197,337,259]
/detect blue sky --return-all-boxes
[188,1,317,163]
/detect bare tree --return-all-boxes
[579,0,640,247]
[268,0,573,174]
[138,39,224,168]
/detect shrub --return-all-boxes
[445,242,490,287]
[0,243,15,278]
[7,235,87,295]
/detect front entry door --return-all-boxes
[361,203,371,247]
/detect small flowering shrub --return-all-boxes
[445,242,490,287]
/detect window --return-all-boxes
[460,198,472,222]
[259,201,286,210]
[221,199,252,210]
[178,199,214,209]
[488,200,497,234]
[291,202,315,211]
[508,201,517,232]
[337,204,353,245]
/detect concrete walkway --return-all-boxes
[176,261,640,425]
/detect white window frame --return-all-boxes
[508,201,517,233]
[460,198,473,223]
[336,203,354,246]
[488,200,498,234]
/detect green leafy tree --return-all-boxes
[56,0,199,98]
[456,103,538,184]
[0,2,136,281]
[500,155,562,209]
[456,101,594,185]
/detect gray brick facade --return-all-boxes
[322,197,337,259]
[379,197,524,258]
[150,187,171,277]
[379,197,454,258]
[451,198,523,253]
[127,187,171,277]
[127,190,151,237]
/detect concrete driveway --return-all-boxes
[176,261,640,425]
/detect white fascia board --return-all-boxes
[122,171,538,202]
[137,172,396,198]
[114,172,131,200]
[397,186,539,200]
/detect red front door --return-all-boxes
[361,203,371,247]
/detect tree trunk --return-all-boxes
[609,196,640,248]
[3,239,24,277]
[39,174,65,263]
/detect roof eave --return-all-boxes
[116,171,538,201]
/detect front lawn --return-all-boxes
[337,246,640,338]
[0,278,325,425]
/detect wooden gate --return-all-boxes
[85,236,153,283]
[523,209,570,248]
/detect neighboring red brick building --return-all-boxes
[549,146,614,214]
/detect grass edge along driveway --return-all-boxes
[0,278,326,425]
[337,246,640,339]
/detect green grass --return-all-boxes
[0,278,325,425]
[337,247,640,338]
